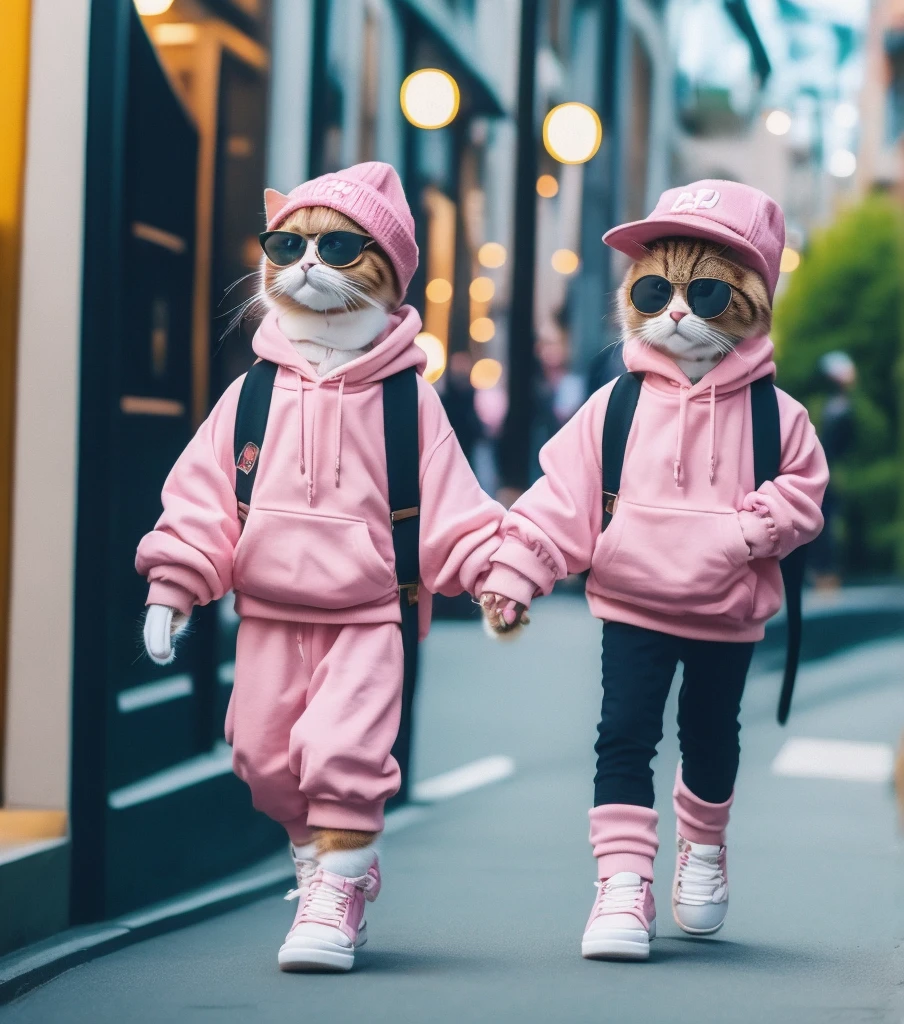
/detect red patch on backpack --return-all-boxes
[236,442,260,475]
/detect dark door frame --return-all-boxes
[70,0,131,923]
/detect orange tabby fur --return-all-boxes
[313,827,378,855]
[621,237,771,343]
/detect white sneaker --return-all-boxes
[672,836,728,935]
[581,872,656,961]
[279,856,380,972]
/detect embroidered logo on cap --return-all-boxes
[670,189,721,213]
[320,180,355,197]
[236,442,260,475]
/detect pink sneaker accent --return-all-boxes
[581,872,656,961]
[672,835,728,935]
[279,857,381,972]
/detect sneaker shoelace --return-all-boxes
[676,847,726,906]
[592,878,644,919]
[284,859,318,902]
[296,878,351,928]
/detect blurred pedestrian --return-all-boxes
[440,351,483,465]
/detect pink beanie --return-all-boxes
[603,179,786,299]
[264,161,419,298]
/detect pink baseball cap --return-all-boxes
[603,180,786,298]
[264,161,419,299]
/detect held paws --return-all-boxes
[479,593,529,642]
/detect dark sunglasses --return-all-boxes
[630,275,733,320]
[259,229,376,269]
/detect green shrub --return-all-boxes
[772,193,904,576]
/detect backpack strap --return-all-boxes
[382,366,421,801]
[750,375,806,725]
[234,359,278,525]
[601,372,644,530]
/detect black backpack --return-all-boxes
[232,361,421,793]
[602,372,807,724]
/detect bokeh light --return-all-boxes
[543,103,602,164]
[471,358,503,390]
[536,174,559,198]
[469,277,495,303]
[134,0,175,13]
[414,331,446,383]
[829,149,857,178]
[780,248,801,273]
[551,249,580,275]
[478,242,507,268]
[425,278,453,303]
[470,317,496,343]
[765,110,792,136]
[400,69,460,130]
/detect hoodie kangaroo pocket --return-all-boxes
[233,508,394,609]
[592,501,754,621]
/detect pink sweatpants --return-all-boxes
[225,618,404,838]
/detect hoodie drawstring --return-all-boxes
[673,382,718,487]
[334,375,345,487]
[674,385,689,485]
[295,372,347,503]
[296,376,305,475]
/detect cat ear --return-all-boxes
[264,188,290,224]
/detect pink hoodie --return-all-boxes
[136,307,504,635]
[483,336,829,642]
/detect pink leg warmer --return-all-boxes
[672,766,733,846]
[588,804,659,882]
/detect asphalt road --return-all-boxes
[4,595,904,1024]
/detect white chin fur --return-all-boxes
[637,313,736,375]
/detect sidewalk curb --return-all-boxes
[0,859,294,1006]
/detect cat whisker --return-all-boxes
[219,271,259,306]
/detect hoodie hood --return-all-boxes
[252,303,426,384]
[622,335,776,486]
[250,304,426,505]
[622,334,776,394]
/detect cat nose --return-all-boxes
[300,261,315,272]
[670,310,688,322]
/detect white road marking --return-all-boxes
[412,755,515,802]
[772,737,894,783]
[383,806,429,834]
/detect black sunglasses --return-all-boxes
[259,230,376,269]
[630,275,733,320]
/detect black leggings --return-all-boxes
[594,621,754,808]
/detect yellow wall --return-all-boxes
[0,0,31,798]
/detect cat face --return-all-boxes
[619,237,772,371]
[261,206,399,315]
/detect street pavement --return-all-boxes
[4,594,904,1023]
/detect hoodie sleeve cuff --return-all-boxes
[482,565,539,609]
[490,536,559,596]
[146,581,196,618]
